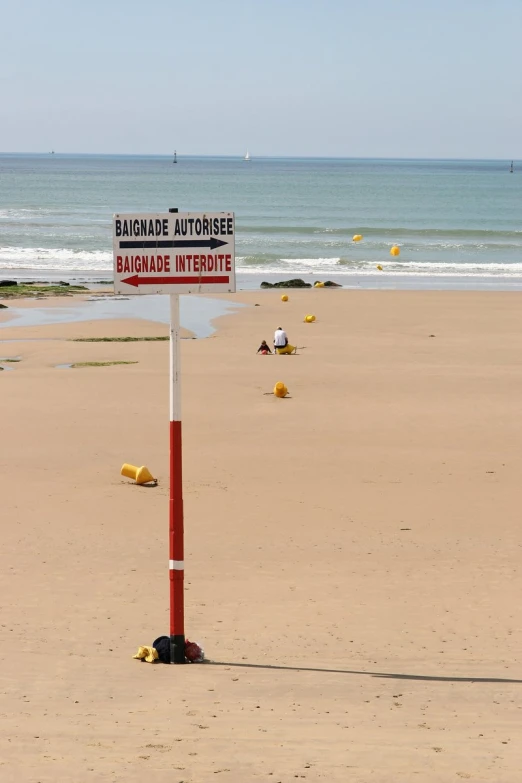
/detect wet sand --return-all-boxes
[1,289,522,782]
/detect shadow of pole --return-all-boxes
[206,660,522,685]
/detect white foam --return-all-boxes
[369,260,522,274]
[236,257,522,278]
[0,246,112,270]
[2,247,522,280]
[0,208,56,220]
[280,257,341,267]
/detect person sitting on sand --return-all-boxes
[274,326,296,355]
[274,327,288,350]
[257,340,272,354]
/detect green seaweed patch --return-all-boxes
[0,358,21,362]
[71,361,139,368]
[0,284,88,299]
[72,336,168,342]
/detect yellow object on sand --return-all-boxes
[133,646,159,663]
[314,281,325,288]
[390,245,400,257]
[353,234,363,242]
[276,344,296,355]
[304,314,316,323]
[121,463,157,485]
[274,381,288,398]
[281,294,289,302]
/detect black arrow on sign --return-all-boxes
[119,237,229,250]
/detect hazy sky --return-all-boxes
[1,0,521,157]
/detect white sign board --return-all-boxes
[113,211,235,294]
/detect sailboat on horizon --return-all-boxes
[244,149,250,161]
[173,150,177,164]
[510,160,514,173]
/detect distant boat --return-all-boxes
[50,150,55,154]
[244,150,250,161]
[173,150,177,164]
[510,160,514,173]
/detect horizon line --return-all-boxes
[0,152,518,162]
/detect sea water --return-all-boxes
[0,154,521,289]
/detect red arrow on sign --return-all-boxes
[121,275,230,287]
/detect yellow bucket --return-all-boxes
[275,344,296,354]
[274,382,288,398]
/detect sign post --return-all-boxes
[169,290,184,663]
[113,210,235,663]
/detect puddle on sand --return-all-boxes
[56,363,73,369]
[0,356,20,371]
[0,295,245,339]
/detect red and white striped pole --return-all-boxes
[169,290,185,663]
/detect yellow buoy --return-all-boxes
[352,234,363,242]
[314,281,325,288]
[304,314,316,323]
[390,245,400,257]
[376,264,383,271]
[121,463,157,485]
[273,381,288,398]
[281,294,289,302]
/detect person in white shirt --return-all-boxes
[274,327,288,350]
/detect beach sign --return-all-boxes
[112,208,235,665]
[113,211,236,295]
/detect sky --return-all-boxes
[1,0,521,158]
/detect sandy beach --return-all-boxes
[1,288,522,782]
